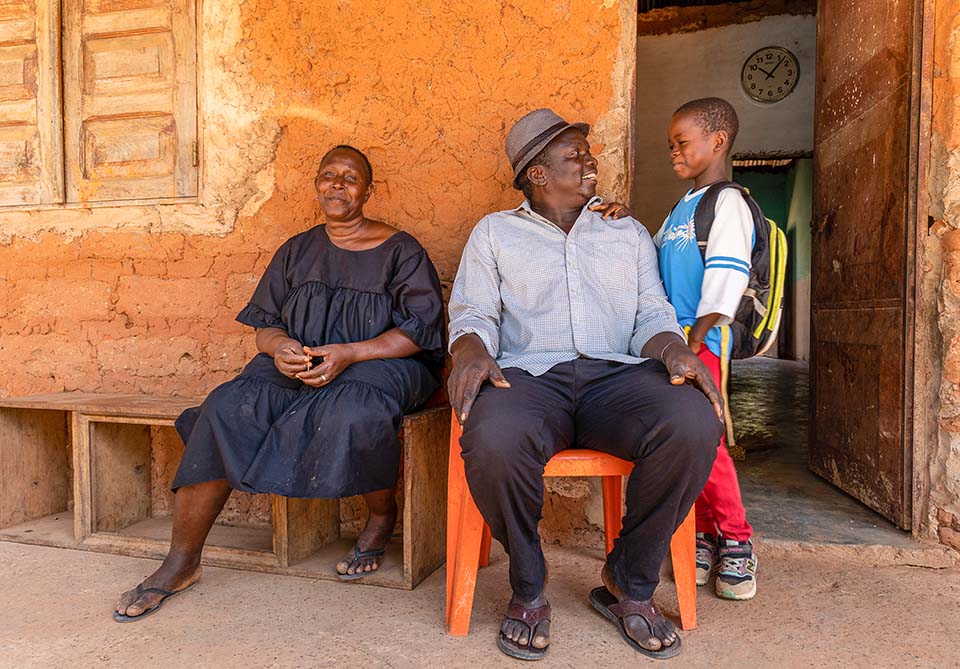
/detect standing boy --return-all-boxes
[654,97,757,600]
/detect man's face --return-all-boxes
[667,113,717,180]
[533,128,598,207]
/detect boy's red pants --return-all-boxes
[695,347,753,541]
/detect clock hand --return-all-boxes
[766,56,786,79]
[757,66,773,77]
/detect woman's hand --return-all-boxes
[296,344,358,387]
[273,339,311,379]
[589,201,632,220]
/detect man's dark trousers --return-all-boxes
[460,358,722,601]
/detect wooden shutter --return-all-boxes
[63,0,197,203]
[0,0,62,205]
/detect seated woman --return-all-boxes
[115,145,445,622]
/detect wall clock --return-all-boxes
[741,46,799,103]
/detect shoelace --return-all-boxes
[696,542,716,564]
[719,553,753,574]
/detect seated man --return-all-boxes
[448,109,724,661]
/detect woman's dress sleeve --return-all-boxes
[236,240,291,330]
[388,248,446,354]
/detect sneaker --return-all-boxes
[715,537,757,600]
[695,532,718,586]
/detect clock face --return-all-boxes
[741,46,799,103]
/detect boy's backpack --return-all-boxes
[689,180,788,359]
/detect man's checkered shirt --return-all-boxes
[448,198,683,376]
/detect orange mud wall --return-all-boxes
[925,0,960,550]
[0,1,637,542]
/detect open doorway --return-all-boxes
[632,1,921,547]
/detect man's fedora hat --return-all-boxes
[506,108,590,189]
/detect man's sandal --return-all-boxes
[113,582,196,623]
[589,586,681,660]
[496,601,551,661]
[336,543,386,581]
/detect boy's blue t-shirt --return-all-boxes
[656,189,727,358]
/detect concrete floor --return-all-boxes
[732,358,919,548]
[3,357,958,667]
[1,540,959,668]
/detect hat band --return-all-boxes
[511,120,571,171]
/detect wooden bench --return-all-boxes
[0,393,449,589]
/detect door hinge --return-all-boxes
[192,141,199,167]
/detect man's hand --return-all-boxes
[449,334,510,424]
[589,201,632,220]
[296,344,357,387]
[661,340,723,420]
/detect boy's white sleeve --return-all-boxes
[652,216,668,248]
[697,189,753,324]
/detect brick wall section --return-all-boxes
[0,228,273,398]
[937,508,960,552]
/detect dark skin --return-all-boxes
[668,111,732,353]
[449,127,722,654]
[116,149,420,619]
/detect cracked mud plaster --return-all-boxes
[926,0,960,540]
[240,0,634,284]
[0,1,636,542]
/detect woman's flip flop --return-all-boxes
[336,543,386,581]
[113,582,195,623]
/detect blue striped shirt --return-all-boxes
[653,186,753,358]
[449,197,683,376]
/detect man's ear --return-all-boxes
[527,164,548,187]
[363,182,374,203]
[713,130,730,153]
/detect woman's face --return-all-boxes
[315,149,372,222]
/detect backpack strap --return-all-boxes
[693,180,748,261]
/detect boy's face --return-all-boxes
[667,113,723,181]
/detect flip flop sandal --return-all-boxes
[496,600,551,661]
[589,586,681,660]
[113,582,196,623]
[336,543,386,581]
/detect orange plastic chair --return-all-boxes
[446,410,698,636]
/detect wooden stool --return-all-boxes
[446,410,698,635]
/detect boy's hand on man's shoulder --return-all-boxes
[589,201,632,220]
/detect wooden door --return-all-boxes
[0,0,61,205]
[810,0,924,528]
[62,0,197,203]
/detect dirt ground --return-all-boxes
[1,540,958,668]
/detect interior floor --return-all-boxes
[731,357,916,547]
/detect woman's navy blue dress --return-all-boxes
[172,226,445,498]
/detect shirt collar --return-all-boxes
[514,196,603,223]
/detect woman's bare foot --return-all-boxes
[115,555,202,619]
[600,563,678,652]
[336,499,398,576]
